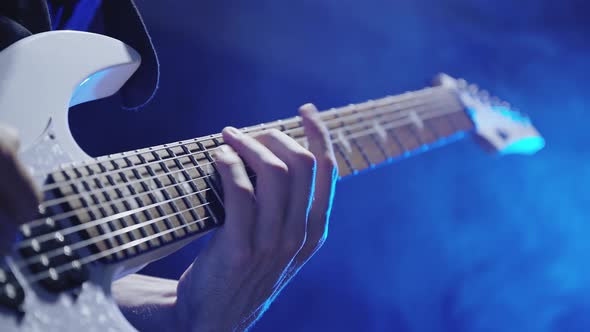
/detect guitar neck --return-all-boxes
[35,85,474,267]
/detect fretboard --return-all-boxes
[22,85,474,271]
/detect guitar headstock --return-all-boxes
[434,74,545,155]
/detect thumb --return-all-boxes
[0,124,20,153]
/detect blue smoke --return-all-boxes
[72,0,590,331]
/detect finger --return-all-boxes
[222,127,290,252]
[212,144,257,254]
[0,124,20,152]
[254,129,315,256]
[0,128,40,223]
[299,104,338,251]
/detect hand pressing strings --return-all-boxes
[174,104,338,332]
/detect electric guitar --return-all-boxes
[0,31,544,331]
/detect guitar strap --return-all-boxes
[0,0,159,111]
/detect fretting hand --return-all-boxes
[114,104,338,332]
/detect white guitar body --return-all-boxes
[0,31,142,332]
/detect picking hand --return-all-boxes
[0,124,40,254]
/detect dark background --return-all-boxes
[70,1,590,331]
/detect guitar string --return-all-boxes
[39,86,449,193]
[16,106,465,271]
[38,98,459,211]
[39,89,451,197]
[26,214,213,284]
[22,102,461,237]
[16,105,463,254]
[18,102,462,253]
[16,190,214,268]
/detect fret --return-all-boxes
[382,128,406,158]
[446,110,475,132]
[169,154,200,238]
[130,165,162,248]
[197,140,226,220]
[424,113,457,138]
[105,158,148,252]
[389,121,422,152]
[152,150,190,239]
[347,109,389,166]
[116,165,153,251]
[168,147,213,232]
[333,111,371,172]
[409,113,439,147]
[187,145,222,225]
[141,158,175,244]
[84,164,129,259]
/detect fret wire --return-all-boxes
[195,141,224,223]
[348,105,383,167]
[84,164,125,258]
[40,87,451,193]
[33,101,460,229]
[329,110,356,174]
[18,105,466,255]
[130,163,159,247]
[150,151,183,241]
[166,147,199,237]
[104,160,140,248]
[182,144,222,224]
[352,103,390,163]
[135,155,163,247]
[117,157,150,250]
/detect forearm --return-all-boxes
[113,274,179,332]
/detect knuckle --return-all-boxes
[263,159,289,178]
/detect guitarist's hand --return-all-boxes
[176,103,338,331]
[114,104,338,332]
[0,124,40,254]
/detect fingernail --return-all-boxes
[212,145,227,161]
[215,144,229,155]
[299,103,318,116]
[223,126,242,137]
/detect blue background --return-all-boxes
[71,1,590,331]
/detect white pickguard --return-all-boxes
[0,31,143,332]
